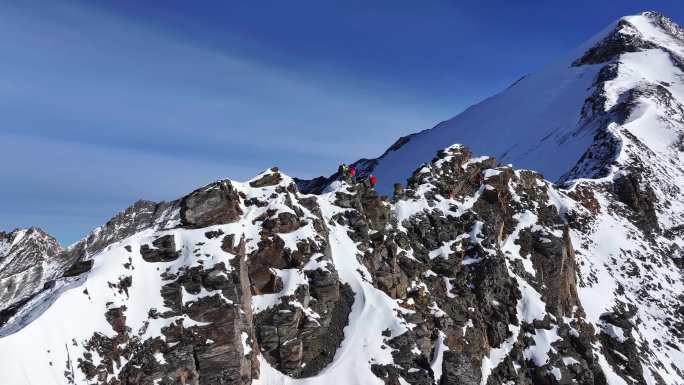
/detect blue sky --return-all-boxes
[1,0,682,244]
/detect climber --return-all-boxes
[369,175,378,188]
[349,165,357,180]
[338,163,349,180]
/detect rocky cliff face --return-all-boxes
[1,10,684,385]
[0,227,65,327]
[1,141,682,385]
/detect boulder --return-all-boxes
[181,181,243,228]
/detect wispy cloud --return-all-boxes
[0,2,448,243]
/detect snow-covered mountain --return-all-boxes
[0,227,65,325]
[300,11,684,196]
[1,10,683,385]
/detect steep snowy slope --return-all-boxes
[300,11,684,195]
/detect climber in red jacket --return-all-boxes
[349,165,357,178]
[369,175,378,188]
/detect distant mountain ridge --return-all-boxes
[0,227,64,326]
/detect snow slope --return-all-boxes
[254,190,412,385]
[356,12,684,195]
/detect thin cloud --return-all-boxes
[0,2,448,242]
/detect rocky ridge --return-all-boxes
[0,10,683,385]
[1,138,682,384]
[0,227,65,327]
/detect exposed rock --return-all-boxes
[141,235,181,263]
[249,168,282,188]
[573,19,658,66]
[62,260,94,277]
[612,172,660,234]
[181,181,243,228]
[3,11,684,385]
[0,227,65,316]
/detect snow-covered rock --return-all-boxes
[1,10,683,385]
[0,227,65,326]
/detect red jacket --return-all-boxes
[349,166,357,177]
[369,175,378,186]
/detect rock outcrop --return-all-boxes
[1,10,684,385]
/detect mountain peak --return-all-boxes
[573,10,684,66]
[0,226,60,254]
[0,226,64,329]
[635,10,684,38]
[301,10,684,197]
